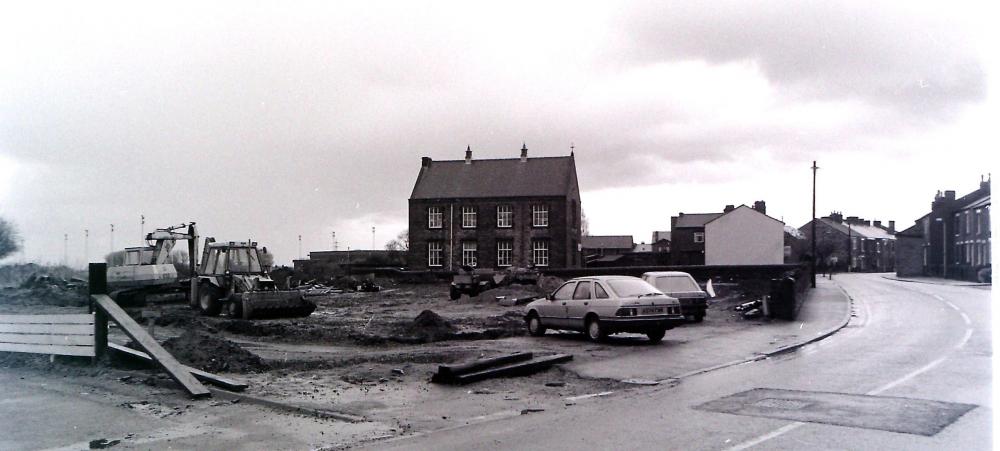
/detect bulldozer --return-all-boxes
[192,238,316,319]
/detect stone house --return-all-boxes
[408,146,582,270]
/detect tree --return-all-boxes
[104,250,125,266]
[581,209,590,237]
[0,218,19,260]
[384,230,409,251]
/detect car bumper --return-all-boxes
[601,315,687,332]
[678,299,707,315]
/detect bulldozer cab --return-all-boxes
[200,242,264,276]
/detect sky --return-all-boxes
[0,0,996,267]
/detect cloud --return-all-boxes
[613,1,987,117]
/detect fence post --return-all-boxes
[89,263,108,360]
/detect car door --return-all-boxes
[565,281,593,329]
[540,282,576,328]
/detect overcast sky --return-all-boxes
[1,1,995,266]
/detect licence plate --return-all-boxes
[641,307,664,314]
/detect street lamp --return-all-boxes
[847,222,852,273]
[934,217,946,278]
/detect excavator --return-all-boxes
[107,222,315,319]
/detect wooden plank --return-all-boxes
[94,294,210,399]
[448,354,574,385]
[0,342,95,357]
[0,333,94,346]
[0,314,94,324]
[0,324,94,335]
[107,343,248,392]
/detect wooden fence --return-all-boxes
[0,313,96,357]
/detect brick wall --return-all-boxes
[895,234,924,277]
[408,196,580,270]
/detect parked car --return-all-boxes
[524,275,685,343]
[641,271,709,322]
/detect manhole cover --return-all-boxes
[754,398,813,410]
[696,388,976,436]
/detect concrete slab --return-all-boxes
[695,388,976,436]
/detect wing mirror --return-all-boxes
[547,294,555,301]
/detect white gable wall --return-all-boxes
[705,206,784,265]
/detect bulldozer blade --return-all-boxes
[233,291,316,320]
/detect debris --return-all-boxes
[742,308,762,319]
[544,381,566,387]
[161,329,270,374]
[622,379,660,386]
[468,389,495,395]
[89,438,121,449]
[391,368,405,376]
[520,408,545,415]
[735,300,762,312]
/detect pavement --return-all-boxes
[562,277,852,382]
[881,274,991,287]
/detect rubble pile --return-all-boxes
[403,310,457,341]
[0,273,88,307]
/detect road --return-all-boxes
[371,273,992,450]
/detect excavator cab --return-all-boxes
[194,240,315,319]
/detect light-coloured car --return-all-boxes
[524,275,685,343]
[641,271,708,322]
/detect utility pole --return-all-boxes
[372,226,376,250]
[140,214,145,244]
[331,231,336,251]
[84,229,89,266]
[63,233,68,267]
[298,235,302,260]
[847,223,852,273]
[811,161,818,288]
[110,224,115,253]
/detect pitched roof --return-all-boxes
[704,205,784,226]
[813,217,895,240]
[582,235,634,249]
[674,213,723,228]
[961,194,990,210]
[410,156,577,199]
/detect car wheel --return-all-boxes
[198,283,222,316]
[646,328,666,343]
[586,316,606,342]
[526,313,547,337]
[449,287,461,300]
[694,313,705,323]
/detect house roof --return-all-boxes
[704,205,784,226]
[897,221,923,237]
[652,231,671,242]
[961,194,990,210]
[410,155,577,199]
[813,217,895,240]
[674,213,723,228]
[582,235,634,249]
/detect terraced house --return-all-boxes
[407,145,582,270]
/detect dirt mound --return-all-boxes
[402,310,456,341]
[161,330,270,374]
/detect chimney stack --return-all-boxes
[724,205,735,213]
[888,220,895,233]
[873,220,882,228]
[828,212,843,223]
[520,143,528,162]
[465,145,472,164]
[753,200,766,214]
[421,156,432,168]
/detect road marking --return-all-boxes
[565,391,614,402]
[868,327,972,395]
[724,422,804,451]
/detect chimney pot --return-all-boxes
[888,220,895,232]
[753,200,767,214]
[465,146,472,164]
[421,156,432,168]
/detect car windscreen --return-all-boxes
[653,276,700,293]
[607,279,662,298]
